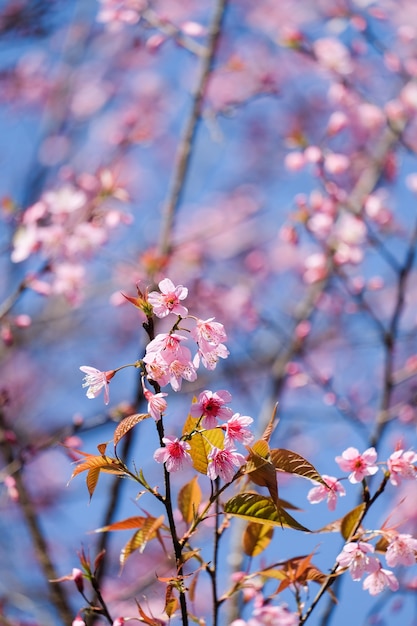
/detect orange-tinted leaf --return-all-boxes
[340,503,366,540]
[71,455,124,480]
[97,442,108,455]
[243,521,274,557]
[114,413,149,448]
[178,476,202,524]
[86,468,101,500]
[261,403,279,443]
[375,535,389,553]
[245,447,279,509]
[188,571,200,603]
[120,515,164,565]
[94,516,149,533]
[164,585,178,618]
[224,493,309,531]
[136,602,161,626]
[270,449,326,485]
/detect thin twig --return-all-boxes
[158,0,228,257]
[0,411,74,625]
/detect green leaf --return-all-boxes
[340,503,366,540]
[224,493,309,531]
[243,521,274,557]
[270,448,327,485]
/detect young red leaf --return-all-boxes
[120,515,164,565]
[94,515,150,533]
[97,442,107,455]
[164,585,178,618]
[113,413,149,449]
[178,476,202,524]
[70,455,125,481]
[86,467,101,501]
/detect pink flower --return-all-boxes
[363,563,399,595]
[113,619,125,626]
[192,317,227,347]
[387,449,417,486]
[153,436,192,472]
[335,446,378,483]
[191,318,229,369]
[148,278,188,318]
[72,616,86,626]
[207,445,246,482]
[190,389,233,428]
[143,333,197,391]
[193,342,229,370]
[166,358,198,391]
[142,379,167,421]
[307,475,346,511]
[223,413,254,446]
[336,542,379,580]
[79,366,115,405]
[385,533,417,567]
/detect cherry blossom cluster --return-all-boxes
[11,169,130,304]
[80,278,253,484]
[336,531,417,596]
[306,445,417,596]
[307,446,417,512]
[96,0,146,31]
[230,594,298,626]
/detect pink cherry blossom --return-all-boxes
[207,445,246,482]
[336,542,379,580]
[153,436,192,472]
[193,342,230,370]
[307,475,346,511]
[191,317,227,348]
[190,389,233,428]
[313,37,353,75]
[72,617,86,626]
[142,379,168,421]
[148,278,188,318]
[166,357,198,391]
[79,366,115,405]
[303,252,328,284]
[385,533,417,567]
[335,446,378,483]
[143,333,197,390]
[387,449,417,486]
[191,319,229,370]
[223,413,254,446]
[363,563,399,595]
[231,600,299,626]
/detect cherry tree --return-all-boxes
[1,0,417,625]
